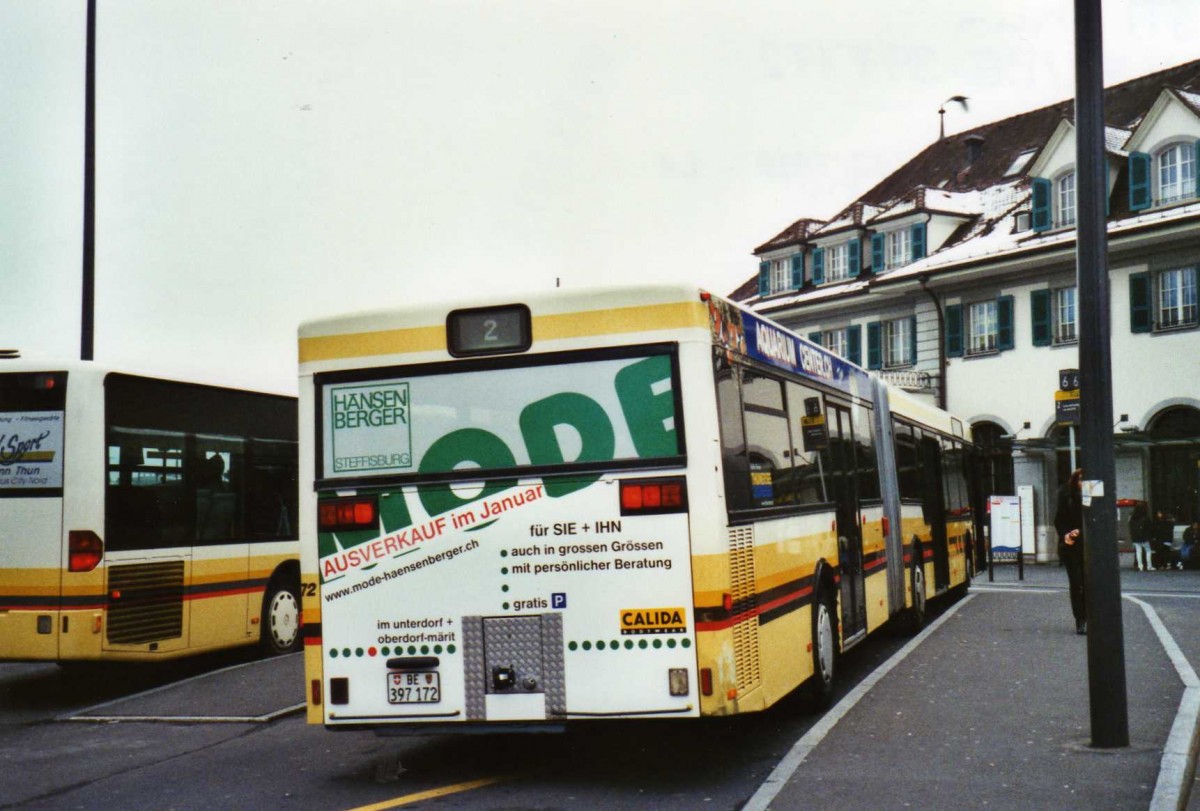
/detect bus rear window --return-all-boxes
[316,347,683,483]
[0,372,67,491]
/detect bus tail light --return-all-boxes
[68,531,103,572]
[619,477,687,515]
[318,497,379,532]
[700,668,713,696]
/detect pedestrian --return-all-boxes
[1152,510,1179,570]
[1054,469,1087,635]
[1129,504,1154,571]
[1180,520,1199,571]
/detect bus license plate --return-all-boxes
[387,671,440,704]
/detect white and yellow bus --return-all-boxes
[297,285,979,730]
[0,358,301,662]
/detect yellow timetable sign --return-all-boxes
[620,607,687,635]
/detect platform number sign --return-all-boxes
[447,304,532,357]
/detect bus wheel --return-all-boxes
[261,578,302,655]
[806,588,837,710]
[905,547,927,635]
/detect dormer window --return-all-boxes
[886,229,911,270]
[1056,171,1076,227]
[811,239,862,285]
[756,253,804,296]
[869,223,927,272]
[1157,142,1196,205]
[825,243,849,281]
[1032,172,1077,232]
[1130,141,1200,211]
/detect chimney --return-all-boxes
[964,134,985,165]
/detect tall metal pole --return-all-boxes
[81,0,96,361]
[1074,0,1128,748]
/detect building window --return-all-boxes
[1054,287,1077,343]
[883,317,913,367]
[1157,266,1198,329]
[770,258,790,293]
[825,243,849,282]
[821,328,848,358]
[886,229,911,270]
[968,301,998,355]
[1056,171,1076,228]
[1158,143,1196,205]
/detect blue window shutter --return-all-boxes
[812,248,825,285]
[808,331,822,345]
[912,222,927,260]
[945,304,963,358]
[997,295,1015,351]
[848,239,861,278]
[846,324,862,366]
[1129,272,1153,333]
[866,321,882,370]
[1031,177,1052,232]
[1030,289,1052,347]
[908,315,918,364]
[871,233,885,272]
[1129,152,1151,211]
[791,253,804,289]
[758,261,770,296]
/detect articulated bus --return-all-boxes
[297,285,981,731]
[0,357,302,662]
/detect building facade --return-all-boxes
[734,60,1200,560]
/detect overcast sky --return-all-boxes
[2,1,1198,394]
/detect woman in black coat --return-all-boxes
[1054,469,1086,634]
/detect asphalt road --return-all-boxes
[1,569,1196,810]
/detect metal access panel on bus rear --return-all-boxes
[462,614,565,721]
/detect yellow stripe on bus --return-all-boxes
[298,301,708,363]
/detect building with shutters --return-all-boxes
[732,59,1200,561]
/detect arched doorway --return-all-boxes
[1148,406,1200,524]
[971,421,1014,497]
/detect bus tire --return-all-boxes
[805,585,837,710]
[905,543,927,635]
[261,574,302,656]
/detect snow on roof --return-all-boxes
[1177,88,1200,117]
[1105,126,1132,156]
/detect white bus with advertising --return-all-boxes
[0,357,301,662]
[298,285,979,730]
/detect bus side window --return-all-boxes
[742,370,789,507]
[918,432,944,525]
[893,421,920,500]
[785,382,829,506]
[714,359,750,511]
[246,438,299,540]
[851,401,880,501]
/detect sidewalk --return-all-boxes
[749,565,1200,810]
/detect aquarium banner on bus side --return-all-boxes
[0,411,65,489]
[739,310,864,394]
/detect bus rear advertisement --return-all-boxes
[298,285,981,731]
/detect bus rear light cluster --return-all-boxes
[67,530,103,572]
[318,498,378,532]
[619,477,687,515]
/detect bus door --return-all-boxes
[919,434,950,592]
[826,404,866,642]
